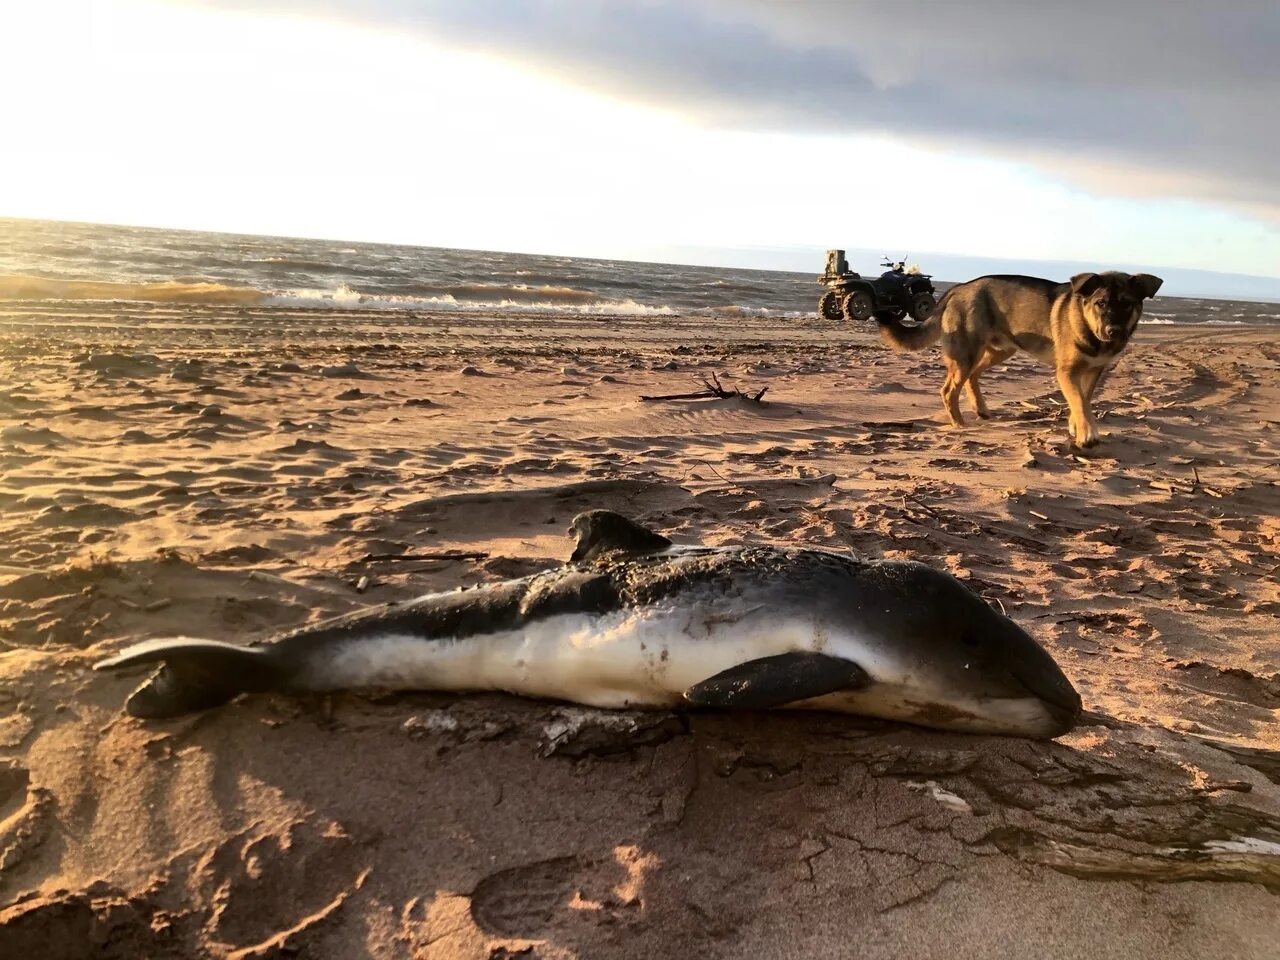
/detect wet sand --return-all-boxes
[1,301,1278,958]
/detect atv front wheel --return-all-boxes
[911,292,937,321]
[842,291,874,322]
[818,290,843,321]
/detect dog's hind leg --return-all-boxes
[941,355,972,427]
[965,347,1015,419]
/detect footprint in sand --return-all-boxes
[469,852,648,940]
[470,857,583,937]
[0,884,164,959]
[0,761,54,881]
[190,819,368,956]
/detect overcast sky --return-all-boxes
[287,0,1280,221]
[3,0,1277,294]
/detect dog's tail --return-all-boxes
[877,290,949,352]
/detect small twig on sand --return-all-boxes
[1187,464,1225,498]
[641,371,769,403]
[1149,480,1192,495]
[903,494,944,521]
[360,551,489,562]
[697,460,734,485]
[900,492,992,538]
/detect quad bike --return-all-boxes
[817,250,937,324]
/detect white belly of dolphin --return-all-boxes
[295,599,871,709]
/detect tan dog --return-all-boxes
[878,272,1163,447]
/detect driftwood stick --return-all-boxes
[639,389,721,401]
[641,371,769,404]
[360,551,489,562]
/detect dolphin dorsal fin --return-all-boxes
[569,510,672,563]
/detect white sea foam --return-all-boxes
[266,285,677,315]
[0,275,680,315]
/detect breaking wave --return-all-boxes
[265,284,676,315]
[0,275,269,305]
[1145,316,1248,326]
[0,274,677,315]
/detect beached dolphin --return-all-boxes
[95,511,1082,738]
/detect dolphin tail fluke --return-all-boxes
[95,638,287,719]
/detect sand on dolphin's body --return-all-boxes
[1,300,1279,959]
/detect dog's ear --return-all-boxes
[1129,273,1163,299]
[1070,273,1105,297]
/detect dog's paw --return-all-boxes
[1067,419,1101,448]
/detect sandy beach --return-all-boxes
[1,299,1278,958]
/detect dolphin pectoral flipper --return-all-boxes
[683,652,870,710]
[95,638,286,720]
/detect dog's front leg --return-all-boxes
[1057,362,1099,447]
[1081,364,1109,405]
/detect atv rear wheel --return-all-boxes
[911,292,937,321]
[818,290,843,321]
[842,291,874,322]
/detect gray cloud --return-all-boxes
[207,0,1280,222]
